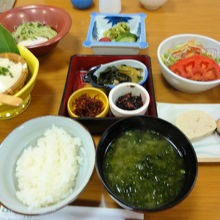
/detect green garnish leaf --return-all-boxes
[0,24,20,55]
[0,66,14,78]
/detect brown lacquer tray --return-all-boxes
[58,55,158,134]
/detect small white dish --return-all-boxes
[109,82,150,117]
[157,34,220,93]
[0,116,95,215]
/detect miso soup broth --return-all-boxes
[103,129,186,209]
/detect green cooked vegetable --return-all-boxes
[12,22,57,43]
[116,32,137,42]
[117,64,143,83]
[103,129,185,209]
[96,64,143,86]
[97,66,131,86]
[103,22,132,41]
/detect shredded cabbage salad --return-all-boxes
[12,22,57,43]
[161,40,220,68]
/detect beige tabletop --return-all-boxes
[0,0,220,219]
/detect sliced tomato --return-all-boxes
[170,55,220,81]
[99,37,111,42]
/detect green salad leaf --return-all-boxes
[0,24,20,55]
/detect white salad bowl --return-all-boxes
[0,116,95,215]
[157,34,220,93]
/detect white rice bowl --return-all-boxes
[0,116,95,215]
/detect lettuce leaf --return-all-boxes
[0,24,20,54]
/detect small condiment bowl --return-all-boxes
[108,82,150,117]
[67,87,110,118]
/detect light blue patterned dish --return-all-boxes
[83,12,148,55]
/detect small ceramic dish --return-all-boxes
[83,12,148,55]
[82,59,148,89]
[67,87,110,118]
[108,82,150,117]
[0,5,72,56]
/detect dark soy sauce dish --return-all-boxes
[96,116,198,211]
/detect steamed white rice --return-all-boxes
[15,125,82,209]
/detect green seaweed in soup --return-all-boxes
[103,129,186,209]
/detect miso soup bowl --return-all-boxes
[96,116,198,211]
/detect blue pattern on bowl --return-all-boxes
[104,16,133,26]
[92,21,98,40]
